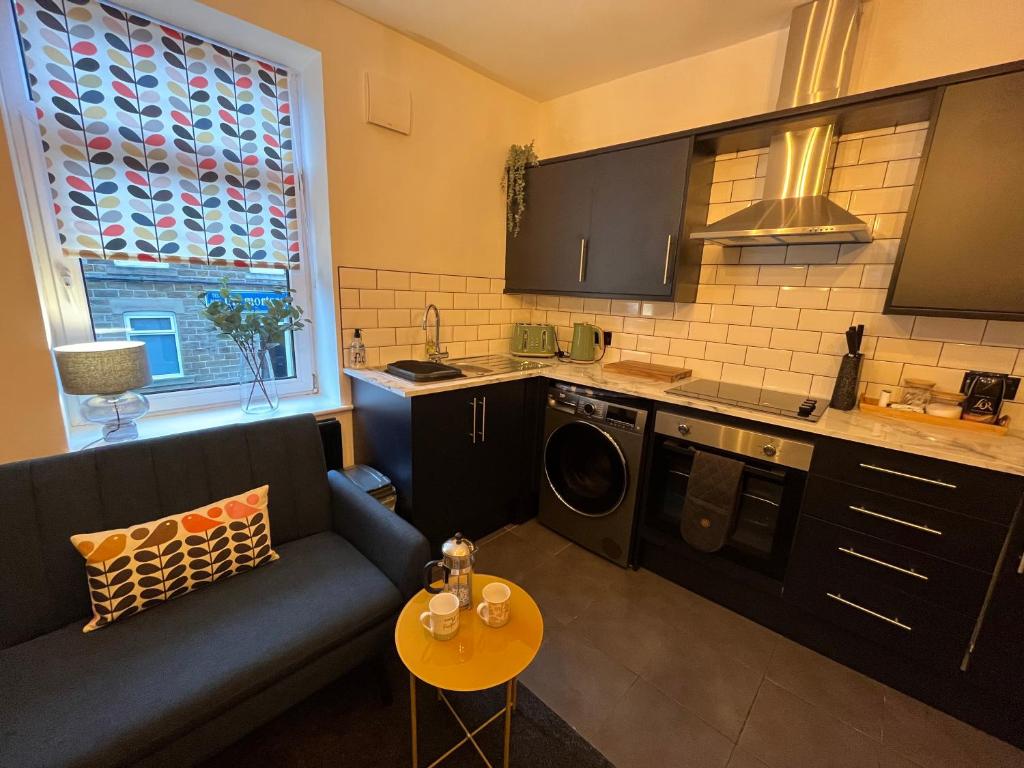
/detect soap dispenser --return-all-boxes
[349,328,367,369]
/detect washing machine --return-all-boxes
[538,383,649,567]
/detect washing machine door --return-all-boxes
[544,421,628,517]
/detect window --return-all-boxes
[0,0,339,427]
[123,312,184,381]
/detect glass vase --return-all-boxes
[239,346,280,414]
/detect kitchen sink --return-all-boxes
[448,354,550,377]
[385,359,464,382]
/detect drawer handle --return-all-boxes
[849,505,943,536]
[838,546,929,581]
[826,592,912,631]
[858,463,957,489]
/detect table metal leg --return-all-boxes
[410,673,418,768]
[503,678,515,767]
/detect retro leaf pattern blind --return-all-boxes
[14,0,302,268]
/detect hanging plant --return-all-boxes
[501,141,539,237]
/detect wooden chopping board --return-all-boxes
[603,360,692,382]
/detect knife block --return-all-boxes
[830,353,862,411]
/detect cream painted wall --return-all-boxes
[538,0,1024,157]
[0,111,67,462]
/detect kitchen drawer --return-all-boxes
[785,536,976,667]
[810,438,1023,525]
[788,516,991,614]
[802,475,1008,572]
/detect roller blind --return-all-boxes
[13,0,303,269]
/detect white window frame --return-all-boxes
[0,0,339,430]
[123,311,185,381]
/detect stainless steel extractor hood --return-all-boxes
[691,0,871,247]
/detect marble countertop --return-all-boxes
[345,360,1024,477]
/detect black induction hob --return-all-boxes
[665,378,828,421]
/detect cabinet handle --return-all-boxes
[662,234,673,284]
[578,238,587,282]
[826,592,912,631]
[838,546,929,581]
[849,505,943,536]
[469,397,477,444]
[480,396,487,443]
[1018,551,1023,575]
[858,463,957,489]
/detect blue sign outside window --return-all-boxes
[203,291,286,313]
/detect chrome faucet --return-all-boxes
[421,303,448,362]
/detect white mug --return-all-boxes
[420,592,460,640]
[476,582,511,627]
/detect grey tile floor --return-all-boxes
[474,520,1024,768]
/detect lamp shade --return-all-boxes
[54,341,152,395]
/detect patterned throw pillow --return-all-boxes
[70,486,277,632]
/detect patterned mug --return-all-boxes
[476,582,511,628]
[420,592,460,640]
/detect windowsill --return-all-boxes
[66,393,350,451]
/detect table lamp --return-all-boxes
[53,341,153,443]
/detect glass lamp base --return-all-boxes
[80,391,150,443]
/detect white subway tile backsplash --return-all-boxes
[739,245,787,265]
[653,319,689,338]
[705,342,747,364]
[674,303,713,322]
[707,201,750,223]
[746,347,792,370]
[637,335,670,354]
[584,298,612,314]
[689,322,729,342]
[938,344,1018,372]
[377,271,411,290]
[806,265,863,288]
[710,304,753,325]
[453,293,479,309]
[875,338,942,365]
[830,163,887,191]
[623,317,656,335]
[752,306,801,329]
[778,286,830,309]
[838,239,899,264]
[785,244,840,264]
[827,288,886,312]
[789,352,842,377]
[912,317,986,344]
[669,339,706,358]
[758,266,807,286]
[339,267,376,289]
[852,312,914,339]
[983,321,1024,348]
[859,264,894,289]
[559,296,585,312]
[900,364,967,393]
[610,300,641,316]
[848,186,914,215]
[733,286,780,306]
[712,155,760,183]
[763,368,813,394]
[641,301,675,319]
[883,158,920,187]
[727,325,772,346]
[595,315,624,332]
[695,284,735,304]
[722,363,765,386]
[710,181,732,203]
[798,309,855,333]
[686,358,724,379]
[872,213,907,239]
[466,277,491,293]
[861,359,904,385]
[833,139,862,167]
[770,328,821,353]
[858,129,927,163]
[730,177,766,202]
[716,265,760,285]
[839,126,895,142]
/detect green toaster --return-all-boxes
[510,323,558,357]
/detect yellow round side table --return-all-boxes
[395,574,544,768]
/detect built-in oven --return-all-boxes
[643,409,814,587]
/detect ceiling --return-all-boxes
[336,0,805,100]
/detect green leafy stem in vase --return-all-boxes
[198,277,307,409]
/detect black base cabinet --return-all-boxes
[351,377,541,550]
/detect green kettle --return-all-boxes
[569,322,605,362]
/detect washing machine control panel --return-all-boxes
[547,389,647,432]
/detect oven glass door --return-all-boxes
[544,421,628,517]
[647,437,802,580]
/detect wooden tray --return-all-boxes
[603,360,692,382]
[859,396,1010,435]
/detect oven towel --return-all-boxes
[680,449,745,553]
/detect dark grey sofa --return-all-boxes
[0,414,429,768]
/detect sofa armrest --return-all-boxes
[327,470,430,599]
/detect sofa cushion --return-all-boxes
[0,532,401,768]
[70,486,279,632]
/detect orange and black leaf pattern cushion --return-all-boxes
[70,486,277,632]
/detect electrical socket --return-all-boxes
[603,330,613,346]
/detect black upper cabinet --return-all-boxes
[586,140,691,297]
[504,157,598,294]
[886,71,1024,319]
[505,137,693,299]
